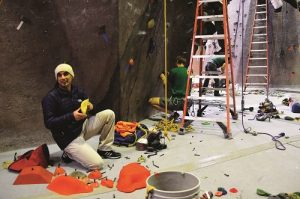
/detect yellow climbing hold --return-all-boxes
[2,161,13,169]
[80,99,91,114]
[147,19,155,29]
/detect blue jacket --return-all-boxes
[42,85,88,150]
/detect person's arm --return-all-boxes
[42,94,75,130]
[160,73,167,85]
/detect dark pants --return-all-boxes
[159,96,192,111]
[203,62,220,95]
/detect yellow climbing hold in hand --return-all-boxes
[80,99,92,114]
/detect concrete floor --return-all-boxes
[0,88,299,199]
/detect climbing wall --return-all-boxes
[228,0,300,87]
[0,0,119,151]
[268,3,300,87]
[0,0,195,152]
[0,0,299,152]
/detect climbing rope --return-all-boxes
[163,0,170,140]
[154,118,194,133]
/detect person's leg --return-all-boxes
[149,97,173,113]
[81,109,120,158]
[82,109,115,150]
[64,136,103,170]
[203,78,209,88]
[202,63,212,94]
[214,78,221,96]
[149,97,161,109]
[206,62,221,96]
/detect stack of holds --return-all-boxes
[48,168,115,195]
[7,144,120,196]
[255,98,279,121]
[8,145,152,196]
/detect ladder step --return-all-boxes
[197,15,224,21]
[187,96,226,101]
[201,87,227,91]
[246,74,268,77]
[254,19,267,21]
[191,75,227,79]
[256,11,267,14]
[249,57,267,60]
[184,116,224,122]
[256,4,267,7]
[192,54,225,59]
[252,41,267,44]
[251,49,267,52]
[199,0,223,3]
[247,65,267,68]
[253,33,267,36]
[245,83,268,85]
[195,34,225,40]
[202,71,223,75]
[253,26,267,29]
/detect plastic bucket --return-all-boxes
[146,171,200,199]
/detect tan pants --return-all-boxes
[64,109,115,170]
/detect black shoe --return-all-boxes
[168,111,180,121]
[61,152,73,163]
[97,150,121,159]
[214,92,222,96]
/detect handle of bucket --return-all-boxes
[145,185,155,199]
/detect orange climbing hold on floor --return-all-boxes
[116,162,150,193]
[47,175,93,195]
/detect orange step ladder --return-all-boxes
[180,0,237,138]
[244,0,269,97]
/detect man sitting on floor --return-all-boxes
[42,63,121,170]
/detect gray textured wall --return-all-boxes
[229,0,300,87]
[0,0,119,151]
[268,2,300,87]
[0,0,194,152]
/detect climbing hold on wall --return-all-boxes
[270,0,283,12]
[98,25,109,44]
[16,16,31,31]
[146,37,156,58]
[128,58,134,66]
[147,19,155,29]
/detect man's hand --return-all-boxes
[73,108,87,121]
[160,73,166,85]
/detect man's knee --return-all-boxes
[96,109,115,122]
[88,156,104,170]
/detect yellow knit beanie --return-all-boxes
[54,63,75,79]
